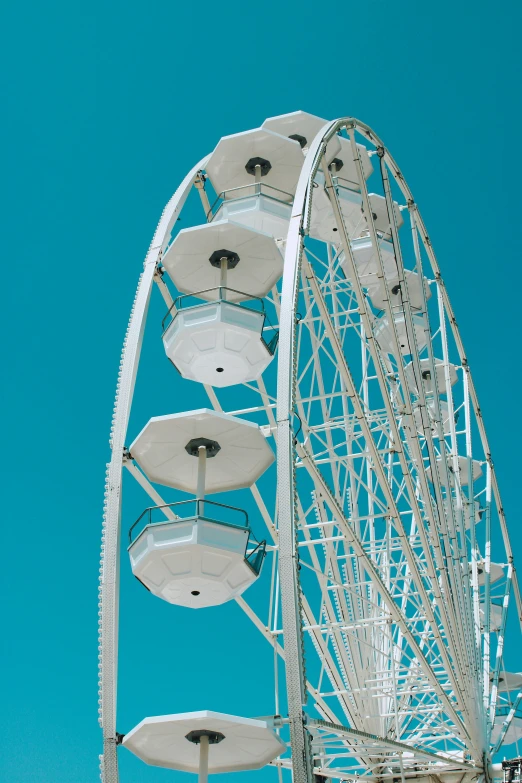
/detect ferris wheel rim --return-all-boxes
[98,154,211,782]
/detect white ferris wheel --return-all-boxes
[98,112,522,783]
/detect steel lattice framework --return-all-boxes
[98,117,522,783]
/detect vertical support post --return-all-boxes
[255,163,262,195]
[197,445,207,514]
[220,258,228,296]
[199,735,209,783]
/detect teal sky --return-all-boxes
[2,1,521,781]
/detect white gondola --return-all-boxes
[213,194,291,240]
[442,498,483,528]
[162,220,283,302]
[205,128,304,239]
[491,716,522,745]
[127,512,264,608]
[163,301,276,387]
[365,193,404,239]
[494,671,522,692]
[348,240,432,313]
[310,185,402,246]
[263,111,375,246]
[374,311,428,355]
[265,112,374,246]
[262,110,344,163]
[127,410,273,607]
[480,602,503,632]
[365,268,431,311]
[448,455,483,486]
[123,711,286,776]
[413,398,452,435]
[161,219,281,386]
[477,562,504,586]
[345,235,397,282]
[263,110,373,182]
[404,357,459,396]
[308,177,365,245]
[426,455,483,491]
[130,409,274,492]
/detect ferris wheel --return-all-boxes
[98,112,522,783]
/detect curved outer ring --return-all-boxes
[98,118,520,783]
[98,155,209,782]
